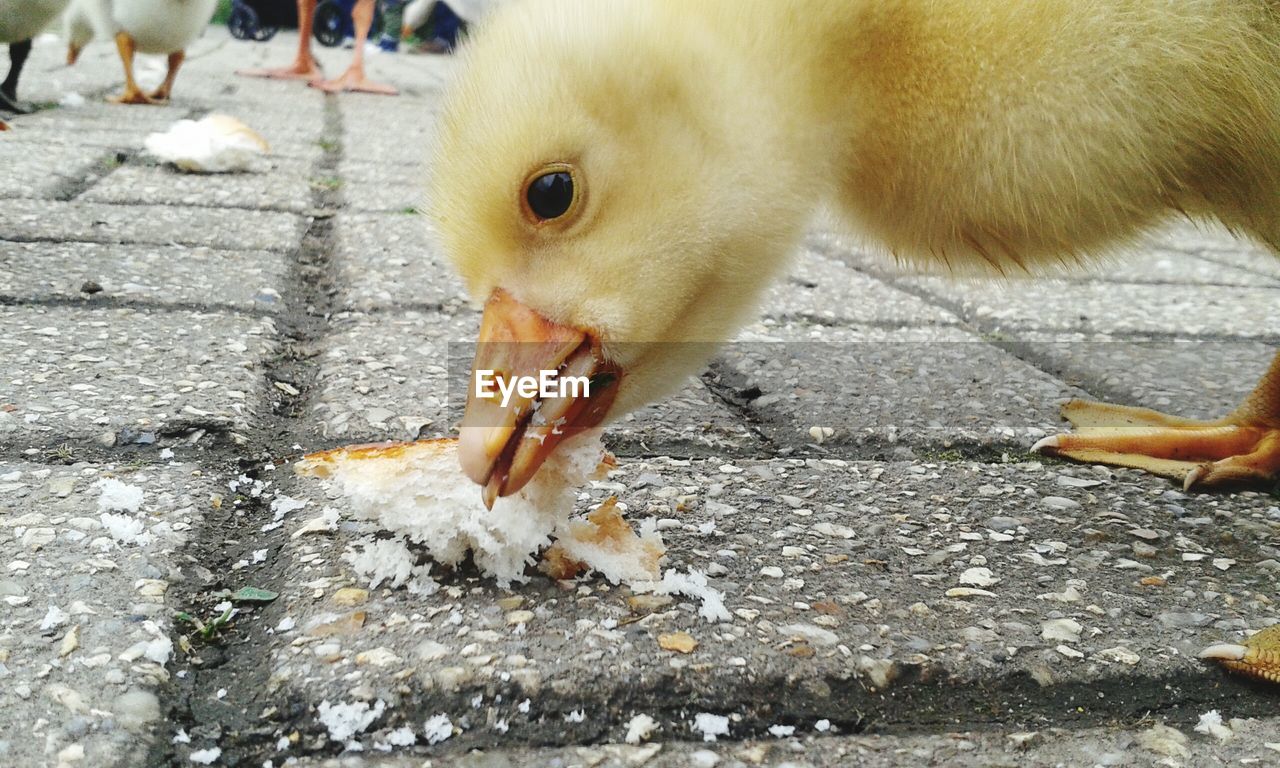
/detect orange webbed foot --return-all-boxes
[1201,625,1280,684]
[1033,354,1280,492]
[108,87,160,105]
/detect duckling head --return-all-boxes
[431,0,819,503]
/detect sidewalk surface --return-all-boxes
[1,28,1278,768]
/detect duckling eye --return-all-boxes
[525,171,574,221]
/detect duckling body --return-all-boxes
[0,0,71,113]
[434,0,1280,497]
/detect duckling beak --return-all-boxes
[459,289,620,508]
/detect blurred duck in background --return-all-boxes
[0,0,72,116]
[60,0,219,103]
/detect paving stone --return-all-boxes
[339,159,427,187]
[1155,219,1277,263]
[718,320,1079,452]
[814,228,1280,288]
[2,199,305,252]
[609,379,762,455]
[249,456,1277,756]
[762,249,958,326]
[899,277,1280,339]
[0,461,222,768]
[0,306,273,445]
[309,310,475,442]
[0,141,111,200]
[7,87,324,161]
[7,102,194,142]
[343,180,429,213]
[81,160,315,213]
[1013,338,1279,421]
[0,240,289,311]
[334,212,466,311]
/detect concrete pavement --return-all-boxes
[1,27,1278,768]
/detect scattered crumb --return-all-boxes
[40,605,68,630]
[343,537,417,589]
[143,634,173,665]
[384,727,416,747]
[625,714,658,744]
[423,713,453,745]
[96,478,144,513]
[317,700,386,743]
[188,747,221,764]
[638,569,730,623]
[768,724,796,738]
[815,719,831,732]
[658,631,698,654]
[1194,710,1233,742]
[1138,724,1190,759]
[100,513,153,547]
[692,712,730,742]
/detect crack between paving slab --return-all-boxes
[256,662,1277,757]
[146,96,347,767]
[49,148,136,202]
[699,360,776,447]
[1192,251,1280,284]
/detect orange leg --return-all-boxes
[149,50,185,102]
[1034,352,1280,491]
[312,0,398,95]
[238,0,323,80]
[107,32,157,105]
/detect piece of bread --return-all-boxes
[143,114,269,173]
[542,497,665,583]
[296,433,607,586]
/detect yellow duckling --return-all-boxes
[429,0,1280,504]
